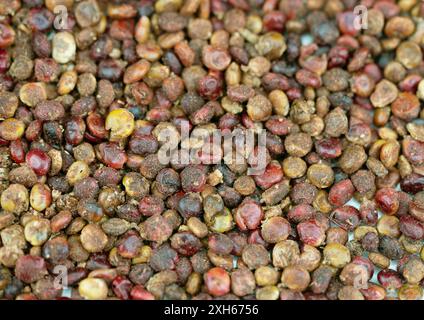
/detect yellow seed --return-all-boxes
[1,184,29,214]
[24,218,51,246]
[155,0,183,13]
[377,215,400,238]
[132,245,152,264]
[246,15,263,34]
[380,140,400,169]
[81,224,108,253]
[0,118,25,140]
[354,226,378,241]
[269,90,289,116]
[399,235,421,254]
[398,284,423,300]
[187,217,208,238]
[122,172,149,199]
[225,62,241,86]
[79,278,108,300]
[57,70,78,95]
[94,15,107,34]
[66,160,90,185]
[105,108,135,141]
[135,16,151,44]
[255,266,279,286]
[186,272,202,296]
[45,0,74,11]
[30,183,52,212]
[256,286,279,300]
[323,243,351,268]
[313,190,332,214]
[0,245,24,268]
[369,252,390,269]
[205,207,234,233]
[19,82,47,107]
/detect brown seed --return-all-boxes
[272,240,300,269]
[281,266,310,292]
[384,16,415,39]
[74,0,101,28]
[351,72,375,97]
[242,244,270,270]
[174,41,195,68]
[202,45,231,71]
[324,107,348,137]
[339,144,367,174]
[246,95,272,122]
[188,18,212,40]
[365,9,385,36]
[255,32,286,60]
[51,210,73,233]
[158,31,185,49]
[233,175,256,196]
[370,79,398,108]
[391,92,420,121]
[307,163,334,189]
[338,286,364,300]
[282,156,307,179]
[379,140,400,169]
[284,132,313,157]
[19,83,47,107]
[0,91,18,119]
[80,224,108,253]
[231,268,255,297]
[261,216,291,243]
[322,68,350,92]
[123,59,151,84]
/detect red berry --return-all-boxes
[138,195,164,216]
[315,138,342,159]
[377,269,402,290]
[253,161,284,189]
[65,116,86,145]
[98,142,127,169]
[204,267,230,297]
[15,255,47,284]
[10,139,25,163]
[234,199,264,231]
[297,219,325,247]
[0,23,15,48]
[28,8,54,32]
[25,149,51,176]
[112,276,133,300]
[263,11,286,32]
[0,49,10,73]
[198,74,222,100]
[328,179,355,207]
[399,215,424,240]
[337,11,359,36]
[331,205,360,231]
[375,188,399,215]
[130,285,155,300]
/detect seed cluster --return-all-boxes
[0,0,423,301]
